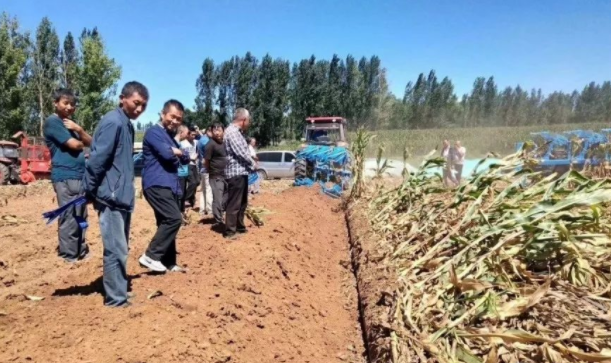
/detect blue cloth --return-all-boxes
[248,172,259,186]
[178,164,189,178]
[43,114,86,182]
[83,108,136,212]
[141,124,189,196]
[197,135,210,173]
[97,202,131,307]
[42,195,88,227]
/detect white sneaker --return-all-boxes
[139,254,167,272]
[168,265,185,273]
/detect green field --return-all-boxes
[361,122,611,158]
[139,121,611,159]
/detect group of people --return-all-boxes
[440,139,466,186]
[43,81,258,307]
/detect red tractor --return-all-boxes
[0,132,51,185]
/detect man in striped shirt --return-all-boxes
[223,108,256,239]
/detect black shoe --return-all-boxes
[237,229,248,234]
[211,223,225,233]
[223,233,238,240]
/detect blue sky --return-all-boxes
[4,0,611,124]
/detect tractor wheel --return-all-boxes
[295,158,307,180]
[0,163,9,185]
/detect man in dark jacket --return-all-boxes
[138,100,189,273]
[83,81,149,307]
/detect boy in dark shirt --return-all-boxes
[204,123,228,226]
[43,89,92,263]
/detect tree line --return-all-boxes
[190,53,611,146]
[188,53,386,146]
[400,71,611,129]
[2,13,610,147]
[0,13,120,139]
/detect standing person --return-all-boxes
[181,126,200,210]
[204,123,228,228]
[175,125,190,216]
[248,137,260,194]
[139,100,189,273]
[44,88,92,263]
[197,126,213,216]
[224,108,256,240]
[83,81,148,307]
[454,140,466,183]
[441,139,456,187]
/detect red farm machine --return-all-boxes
[0,132,51,185]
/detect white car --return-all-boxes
[255,151,296,179]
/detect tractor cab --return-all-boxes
[301,117,348,148]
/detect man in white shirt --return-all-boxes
[454,140,466,183]
[178,126,200,212]
[441,139,455,186]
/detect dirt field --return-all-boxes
[0,181,365,363]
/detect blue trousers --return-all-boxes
[97,203,131,307]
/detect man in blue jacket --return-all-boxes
[139,100,189,273]
[83,81,149,307]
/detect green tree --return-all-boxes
[75,29,121,132]
[575,82,603,123]
[195,57,216,128]
[0,13,29,138]
[498,87,514,126]
[30,17,60,135]
[541,91,574,125]
[215,58,235,125]
[60,32,79,90]
[343,55,364,127]
[251,55,291,146]
[325,54,343,116]
[234,52,258,109]
[408,73,427,128]
[468,77,486,126]
[483,76,497,123]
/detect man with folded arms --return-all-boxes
[138,100,189,273]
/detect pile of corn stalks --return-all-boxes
[246,206,271,227]
[366,149,611,363]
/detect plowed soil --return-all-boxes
[0,181,365,363]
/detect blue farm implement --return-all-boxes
[293,117,352,198]
[515,129,611,176]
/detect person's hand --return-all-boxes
[63,119,83,133]
[172,147,183,156]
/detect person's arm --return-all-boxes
[44,117,84,151]
[83,120,120,196]
[226,130,255,170]
[146,128,181,162]
[63,119,92,147]
[203,142,214,171]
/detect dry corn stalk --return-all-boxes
[246,206,271,227]
[357,146,611,363]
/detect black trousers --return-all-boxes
[179,165,200,212]
[144,187,182,267]
[225,175,248,236]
